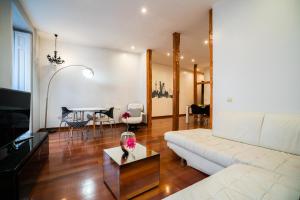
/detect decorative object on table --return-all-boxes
[120,131,136,158]
[44,65,94,129]
[47,34,65,65]
[121,111,131,131]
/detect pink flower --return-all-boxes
[122,112,131,119]
[126,137,136,149]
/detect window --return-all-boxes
[13,31,32,92]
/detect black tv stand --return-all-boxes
[0,132,48,200]
[14,136,34,144]
[12,136,34,150]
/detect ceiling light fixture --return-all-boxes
[47,34,65,65]
[204,40,209,45]
[141,7,147,14]
[191,59,195,63]
[166,52,170,56]
[131,45,135,50]
[180,55,184,60]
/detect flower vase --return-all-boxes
[120,132,136,157]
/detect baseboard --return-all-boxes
[38,123,125,133]
[152,114,191,119]
[152,115,173,119]
[38,122,149,133]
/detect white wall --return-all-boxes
[180,69,199,114]
[213,0,300,124]
[196,73,204,104]
[152,63,203,116]
[32,32,40,132]
[0,0,13,88]
[203,67,210,105]
[152,64,173,116]
[39,38,146,128]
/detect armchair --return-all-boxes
[121,103,145,130]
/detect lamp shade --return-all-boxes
[82,68,94,79]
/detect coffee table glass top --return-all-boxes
[103,143,159,166]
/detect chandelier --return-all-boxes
[47,34,65,65]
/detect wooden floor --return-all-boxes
[30,117,208,200]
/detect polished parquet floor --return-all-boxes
[30,117,208,200]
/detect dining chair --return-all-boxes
[59,107,73,138]
[191,104,202,121]
[202,105,210,128]
[65,114,93,140]
[95,107,116,130]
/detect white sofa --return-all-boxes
[164,112,300,199]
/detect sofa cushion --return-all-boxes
[121,116,142,124]
[167,142,225,175]
[213,112,264,146]
[163,164,300,200]
[165,129,300,178]
[165,129,237,167]
[128,108,141,117]
[234,145,300,178]
[260,114,300,155]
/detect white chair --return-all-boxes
[121,103,145,130]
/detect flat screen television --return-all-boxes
[0,88,31,149]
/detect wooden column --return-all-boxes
[201,84,204,105]
[193,64,198,104]
[209,9,213,129]
[146,49,152,128]
[172,32,180,131]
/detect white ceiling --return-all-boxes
[20,0,218,70]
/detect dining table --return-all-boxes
[69,107,108,133]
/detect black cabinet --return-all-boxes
[0,132,49,200]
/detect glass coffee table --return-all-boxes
[103,143,160,200]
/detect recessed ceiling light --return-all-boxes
[141,7,147,14]
[191,58,195,63]
[180,55,184,60]
[166,52,170,56]
[131,45,135,50]
[204,40,209,45]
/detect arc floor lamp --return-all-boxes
[44,65,94,129]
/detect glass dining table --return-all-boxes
[69,107,108,132]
